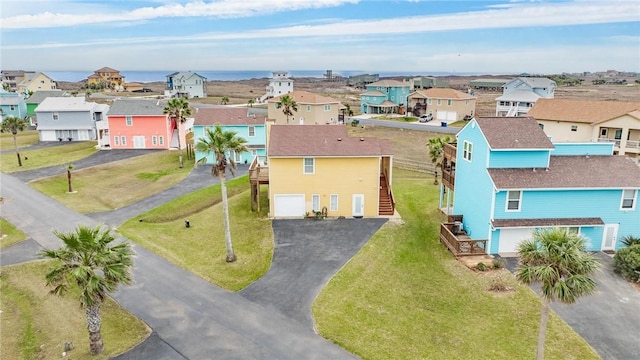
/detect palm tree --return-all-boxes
[278,94,298,124]
[247,99,255,107]
[163,97,192,168]
[427,135,451,185]
[516,228,599,360]
[195,126,248,262]
[40,225,134,355]
[1,115,28,167]
[221,96,229,105]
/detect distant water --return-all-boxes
[46,70,476,83]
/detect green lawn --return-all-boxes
[0,129,39,150]
[30,151,193,213]
[118,178,273,291]
[0,260,150,360]
[312,172,598,360]
[0,141,98,173]
[1,217,28,249]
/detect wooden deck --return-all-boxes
[440,222,487,256]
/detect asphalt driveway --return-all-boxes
[240,218,387,328]
[504,253,640,360]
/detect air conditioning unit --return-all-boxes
[453,221,462,234]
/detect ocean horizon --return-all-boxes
[45,70,489,83]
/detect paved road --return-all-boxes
[350,117,461,135]
[240,218,387,328]
[503,254,640,360]
[0,172,357,359]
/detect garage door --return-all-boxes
[274,194,305,218]
[436,111,457,121]
[498,228,534,254]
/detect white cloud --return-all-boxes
[1,0,360,29]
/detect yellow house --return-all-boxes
[257,125,394,218]
[87,67,125,89]
[529,99,640,164]
[17,72,57,94]
[267,90,344,125]
[407,88,476,121]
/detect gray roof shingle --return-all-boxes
[268,125,392,157]
[488,155,640,189]
[492,218,605,228]
[193,107,266,126]
[107,99,165,116]
[475,117,554,150]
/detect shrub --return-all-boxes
[476,262,489,272]
[613,244,640,282]
[621,235,640,247]
[492,258,507,269]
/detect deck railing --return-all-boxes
[439,223,487,256]
[249,156,269,184]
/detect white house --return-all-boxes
[495,77,556,117]
[260,71,294,102]
[35,97,109,142]
[165,72,207,99]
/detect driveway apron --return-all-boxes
[240,218,387,328]
[0,172,355,359]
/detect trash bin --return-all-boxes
[441,122,447,127]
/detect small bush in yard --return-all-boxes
[476,262,489,271]
[492,258,506,269]
[613,244,640,282]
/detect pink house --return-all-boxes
[100,99,188,150]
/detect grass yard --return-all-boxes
[348,126,441,163]
[1,217,28,249]
[312,171,598,360]
[118,177,273,291]
[0,141,98,173]
[0,129,39,150]
[0,260,150,360]
[30,151,193,213]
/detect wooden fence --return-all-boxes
[394,158,436,174]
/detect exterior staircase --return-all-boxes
[379,174,395,216]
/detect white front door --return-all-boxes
[133,136,145,149]
[602,224,618,251]
[352,194,364,218]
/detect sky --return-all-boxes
[1,0,639,75]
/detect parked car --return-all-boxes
[419,113,433,123]
[132,88,153,93]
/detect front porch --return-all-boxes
[440,215,487,256]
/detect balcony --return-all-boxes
[442,143,457,189]
[597,137,621,147]
[439,216,487,256]
[249,156,269,212]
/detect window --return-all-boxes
[159,136,164,146]
[10,105,15,111]
[428,99,432,105]
[303,158,314,174]
[437,99,442,105]
[566,227,580,234]
[571,125,577,132]
[506,190,522,211]
[307,105,311,112]
[53,112,59,120]
[447,99,452,106]
[538,123,544,130]
[312,195,320,212]
[600,128,608,137]
[114,136,119,146]
[330,194,338,211]
[248,126,255,137]
[152,136,157,145]
[324,105,331,111]
[465,100,470,105]
[462,141,473,162]
[126,116,133,126]
[615,129,623,140]
[621,189,637,210]
[121,136,126,146]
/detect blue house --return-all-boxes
[193,107,267,164]
[360,80,410,115]
[439,116,640,256]
[0,89,27,120]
